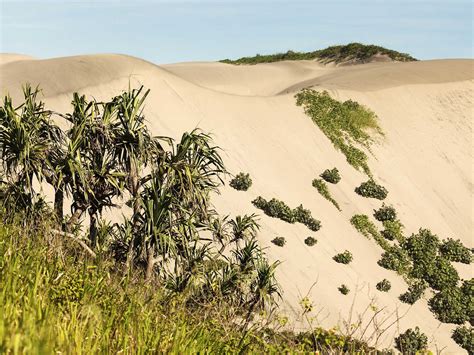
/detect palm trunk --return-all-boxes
[89,209,98,249]
[145,248,155,281]
[54,187,64,226]
[66,207,85,232]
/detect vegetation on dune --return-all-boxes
[381,219,405,243]
[394,327,428,354]
[229,172,252,191]
[304,236,317,246]
[320,167,341,184]
[338,284,350,295]
[452,326,474,354]
[333,250,353,264]
[271,236,286,247]
[376,279,391,292]
[373,204,397,222]
[252,196,321,232]
[439,238,473,264]
[399,280,428,305]
[355,179,388,200]
[350,214,390,250]
[220,43,417,65]
[312,178,340,211]
[295,89,383,176]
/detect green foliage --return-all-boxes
[381,219,404,242]
[373,204,397,222]
[439,238,473,264]
[399,280,428,305]
[333,251,353,264]
[252,197,321,231]
[429,287,469,324]
[355,180,388,200]
[295,89,383,175]
[229,172,252,191]
[220,43,416,65]
[461,278,474,325]
[452,326,474,354]
[350,214,390,250]
[320,168,341,184]
[338,284,350,295]
[376,279,391,292]
[304,236,317,246]
[312,178,340,211]
[394,327,428,354]
[377,246,411,274]
[271,237,286,247]
[423,257,459,291]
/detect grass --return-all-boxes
[220,43,417,65]
[312,178,341,210]
[295,89,383,176]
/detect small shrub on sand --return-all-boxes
[377,246,411,274]
[429,287,469,324]
[333,251,353,264]
[338,284,350,295]
[229,172,252,191]
[399,279,428,305]
[439,238,473,264]
[293,205,321,231]
[271,237,286,247]
[373,204,396,221]
[452,326,474,354]
[355,180,388,200]
[395,327,428,354]
[350,214,390,250]
[312,179,341,210]
[320,168,341,184]
[376,279,391,292]
[304,236,317,246]
[381,219,404,242]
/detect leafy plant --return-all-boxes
[333,251,353,264]
[439,238,473,264]
[304,236,317,246]
[377,246,411,274]
[350,214,389,250]
[399,280,428,305]
[381,219,404,242]
[338,284,350,295]
[320,168,341,184]
[293,204,321,231]
[312,178,340,210]
[452,326,474,354]
[373,204,396,221]
[429,287,469,324]
[376,279,391,292]
[229,172,252,191]
[271,237,286,247]
[394,327,428,354]
[355,180,388,200]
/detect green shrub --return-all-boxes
[271,237,286,247]
[373,204,396,221]
[333,251,353,264]
[377,246,411,274]
[312,178,341,211]
[355,180,388,200]
[399,280,428,305]
[461,279,474,325]
[229,172,252,191]
[376,279,391,292]
[320,168,341,184]
[452,326,474,354]
[293,205,321,231]
[338,284,350,295]
[350,214,389,250]
[381,219,404,242]
[394,327,428,354]
[403,228,440,280]
[423,257,459,291]
[440,238,473,264]
[429,287,469,324]
[304,236,317,246]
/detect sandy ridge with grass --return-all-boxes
[1,53,472,353]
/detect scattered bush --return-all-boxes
[312,179,340,211]
[373,204,396,222]
[338,284,350,295]
[355,180,388,200]
[271,237,286,247]
[440,238,473,264]
[229,172,252,191]
[333,251,353,264]
[377,246,411,274]
[320,168,341,184]
[304,236,317,246]
[376,279,391,292]
[429,287,469,324]
[394,327,428,354]
[381,219,404,242]
[399,280,428,305]
[423,257,459,291]
[461,279,474,325]
[350,214,389,250]
[293,205,322,231]
[452,326,474,354]
[403,228,440,280]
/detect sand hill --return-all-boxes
[0,53,472,353]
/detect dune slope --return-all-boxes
[0,53,472,353]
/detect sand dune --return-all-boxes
[1,53,472,353]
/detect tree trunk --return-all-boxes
[145,248,155,281]
[54,187,64,226]
[89,209,98,249]
[66,207,85,232]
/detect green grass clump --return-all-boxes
[304,236,317,246]
[355,180,388,200]
[271,237,286,247]
[394,327,428,354]
[439,238,473,264]
[376,279,391,292]
[312,178,341,211]
[252,197,321,232]
[350,214,390,250]
[452,326,474,354]
[338,284,350,295]
[220,43,416,65]
[229,172,252,191]
[381,219,404,243]
[399,280,428,305]
[333,251,353,264]
[373,204,396,221]
[296,90,383,176]
[320,168,341,184]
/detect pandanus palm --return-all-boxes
[229,214,260,244]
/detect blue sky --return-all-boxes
[0,0,472,64]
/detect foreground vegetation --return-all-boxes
[220,43,417,65]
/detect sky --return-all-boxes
[0,0,472,64]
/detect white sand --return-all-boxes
[1,53,472,353]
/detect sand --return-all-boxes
[1,53,472,353]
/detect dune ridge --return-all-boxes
[1,53,472,353]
